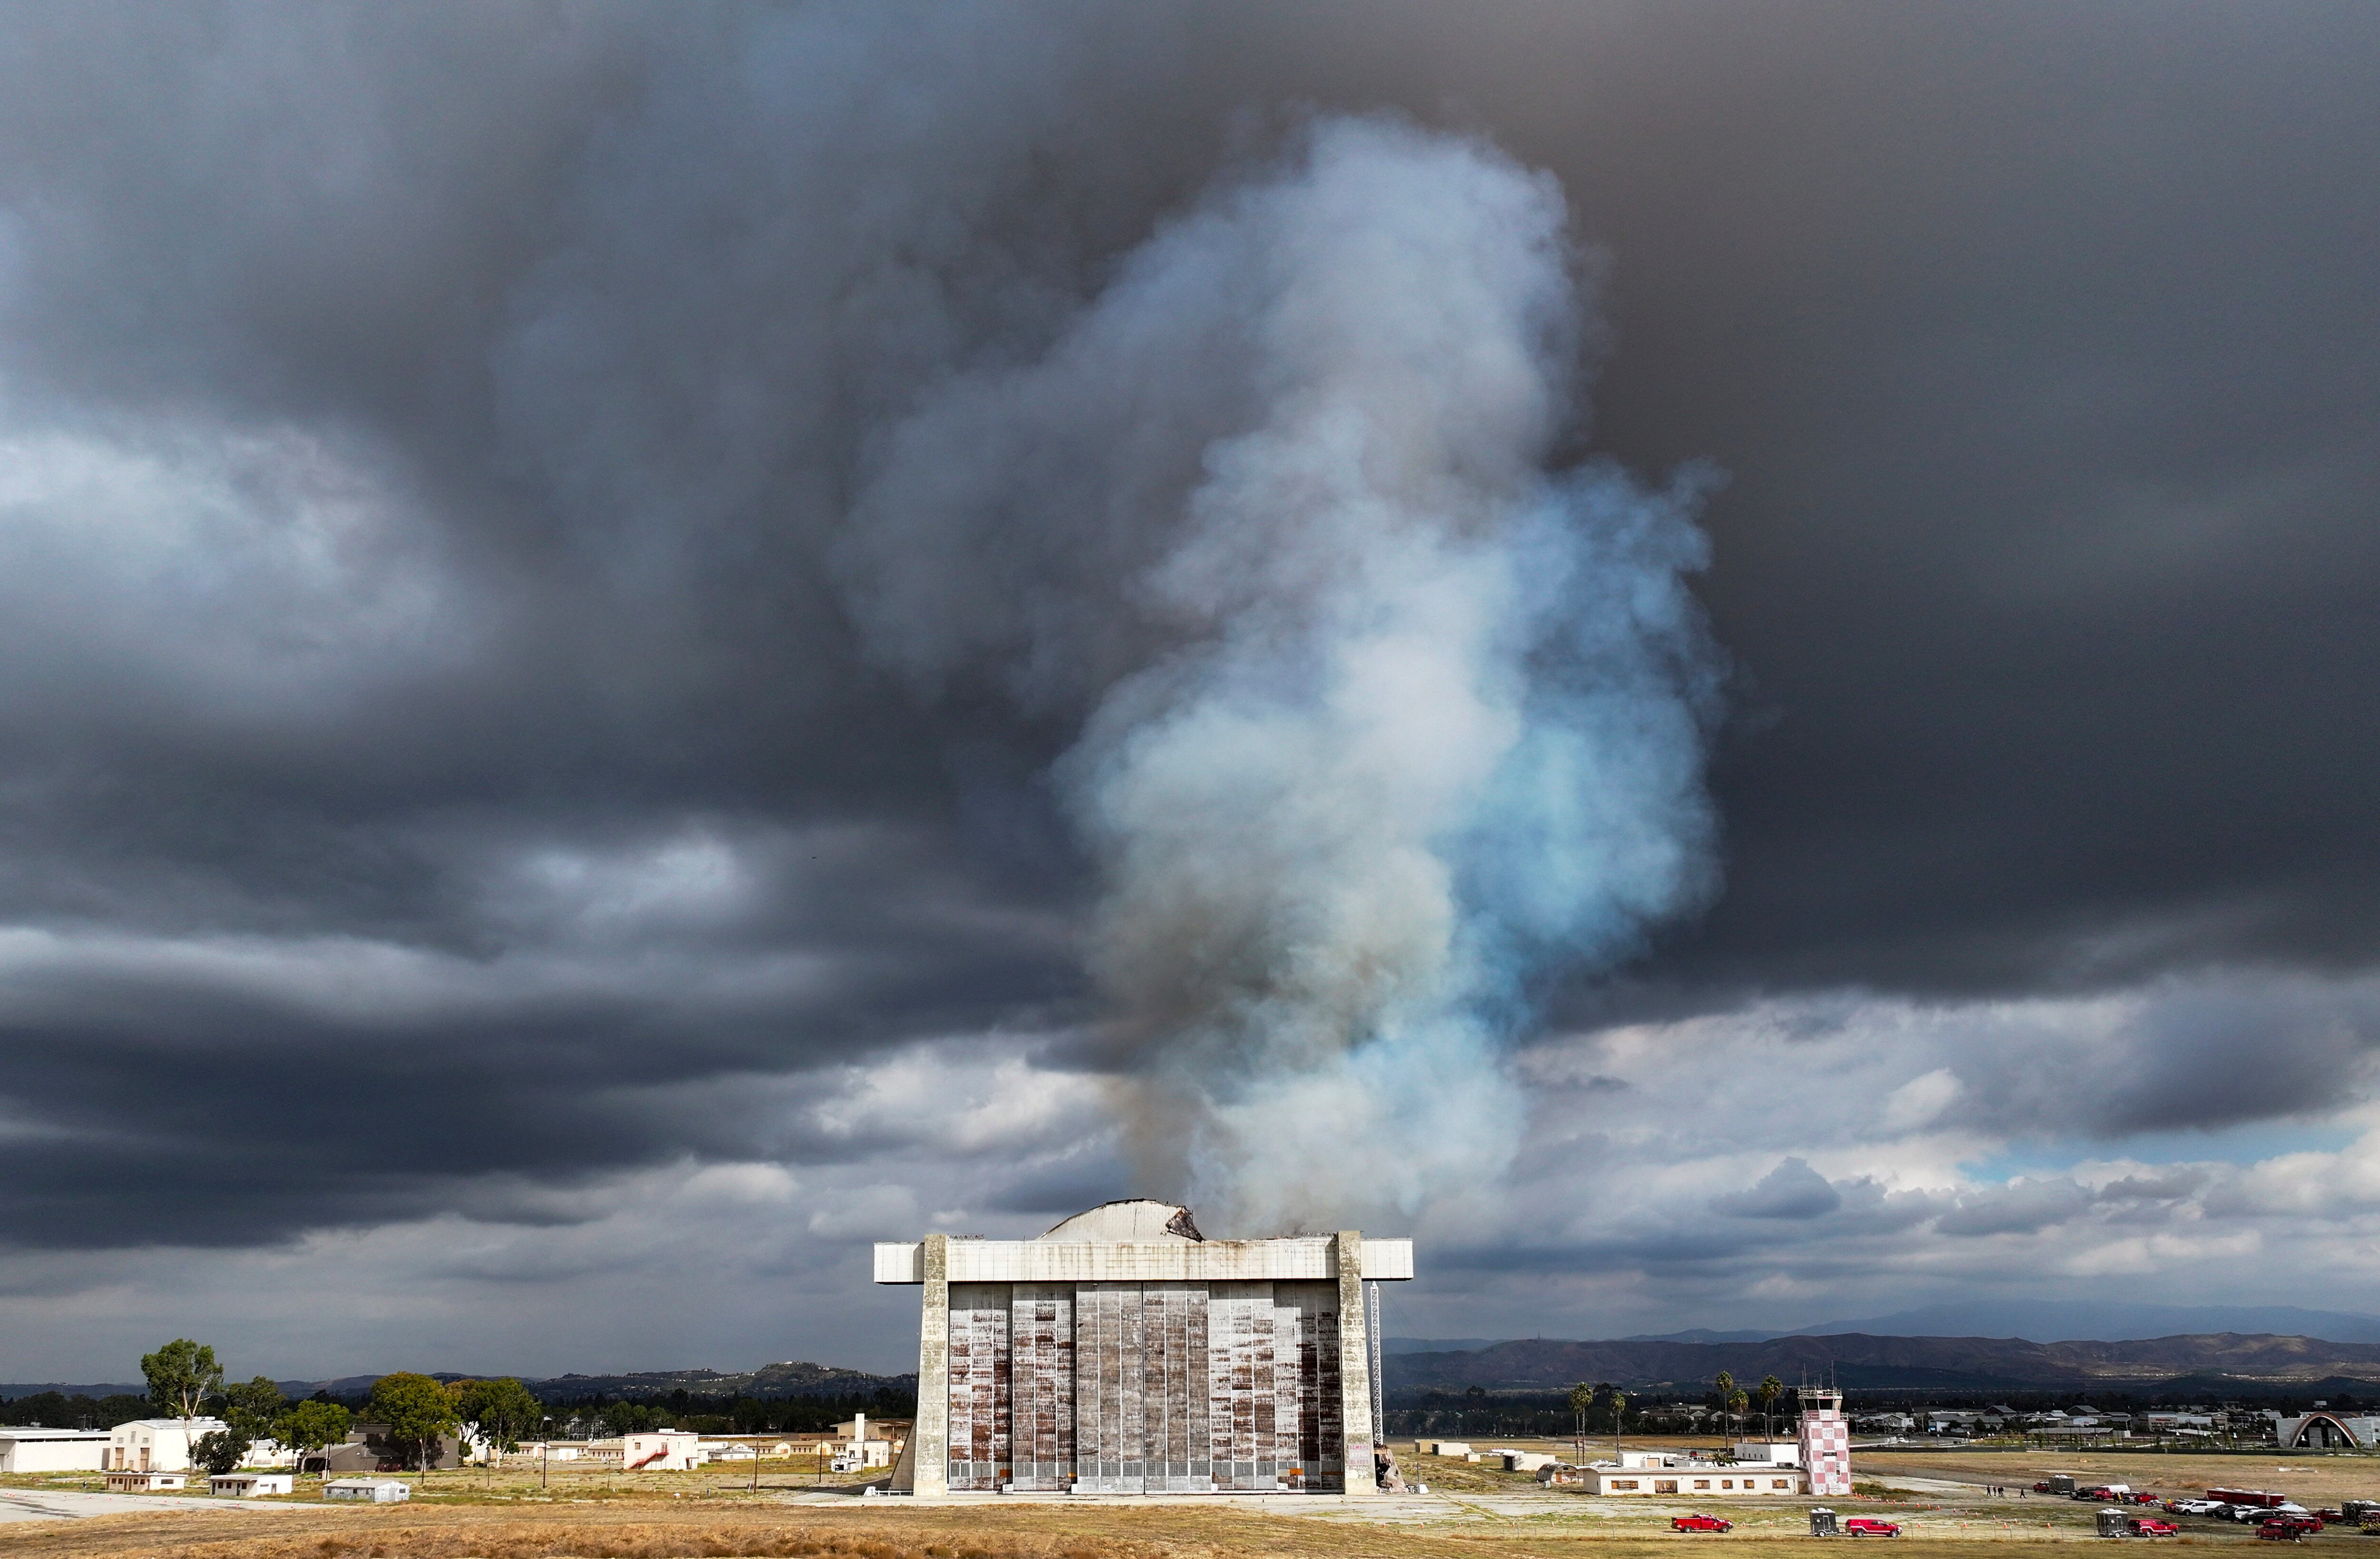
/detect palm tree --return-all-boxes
[1568,1383,1595,1463]
[1714,1372,1735,1442]
[1759,1376,1784,1439]
[1610,1390,1629,1460]
[1730,1390,1750,1445]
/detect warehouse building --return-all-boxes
[0,1426,110,1473]
[875,1200,1412,1497]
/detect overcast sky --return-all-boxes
[3,1,2378,1382]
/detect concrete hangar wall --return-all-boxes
[876,1200,1413,1497]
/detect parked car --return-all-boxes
[2131,1494,2162,1506]
[2267,1515,2323,1535]
[1844,1519,1903,1538]
[2256,1522,2302,1542]
[1672,1514,1732,1532]
[2034,1482,2056,1495]
[2127,1519,2178,1537]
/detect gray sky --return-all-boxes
[1,1,2377,1380]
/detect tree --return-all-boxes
[224,1376,283,1447]
[452,1378,543,1467]
[368,1372,459,1471]
[142,1339,223,1464]
[1567,1382,1595,1462]
[141,1339,223,1422]
[1758,1376,1784,1439]
[193,1428,248,1476]
[1609,1389,1629,1457]
[1730,1389,1750,1443]
[275,1399,353,1476]
[192,1375,284,1475]
[1713,1372,1735,1440]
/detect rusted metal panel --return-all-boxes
[1074,1282,1148,1492]
[1009,1283,1072,1490]
[1134,1283,1208,1491]
[946,1283,1011,1491]
[1274,1281,1339,1490]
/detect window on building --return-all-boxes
[1614,1480,1639,1490]
[1656,1480,1679,1494]
[1695,1479,1712,1490]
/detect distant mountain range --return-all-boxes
[0,1358,913,1404]
[1393,1302,2380,1354]
[1387,1331,2380,1395]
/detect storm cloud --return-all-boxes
[0,0,2377,1374]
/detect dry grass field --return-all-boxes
[0,1441,2369,1559]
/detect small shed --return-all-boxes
[325,1478,411,1502]
[210,1472,293,1497]
[1810,1508,1839,1537]
[2097,1509,2129,1538]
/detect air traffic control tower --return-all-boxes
[875,1200,1413,1497]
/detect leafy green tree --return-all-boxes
[275,1400,353,1475]
[453,1378,543,1458]
[224,1376,284,1447]
[193,1428,247,1476]
[1758,1375,1783,1438]
[141,1339,224,1427]
[368,1372,459,1471]
[185,1375,284,1474]
[142,1338,223,1466]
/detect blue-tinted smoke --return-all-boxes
[844,115,1722,1223]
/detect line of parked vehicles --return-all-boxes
[1665,1488,2377,1541]
[2033,1480,2380,1541]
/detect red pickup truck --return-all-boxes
[1672,1515,1731,1532]
[2127,1519,2178,1537]
[1844,1519,1903,1537]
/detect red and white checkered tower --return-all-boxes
[1797,1387,1851,1496]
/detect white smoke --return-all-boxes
[843,116,1720,1224]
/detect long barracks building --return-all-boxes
[874,1200,1413,1497]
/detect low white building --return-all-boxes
[829,1414,894,1470]
[108,1418,227,1473]
[0,1427,110,1473]
[325,1477,410,1502]
[1732,1440,1801,1466]
[1586,1454,1806,1497]
[585,1430,702,1471]
[104,1470,184,1491]
[696,1438,796,1462]
[210,1472,293,1496]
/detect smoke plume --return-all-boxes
[844,116,1722,1224]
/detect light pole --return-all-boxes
[541,1418,551,1490]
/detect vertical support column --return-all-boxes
[913,1233,950,1498]
[1334,1230,1375,1498]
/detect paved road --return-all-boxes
[0,1487,302,1524]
